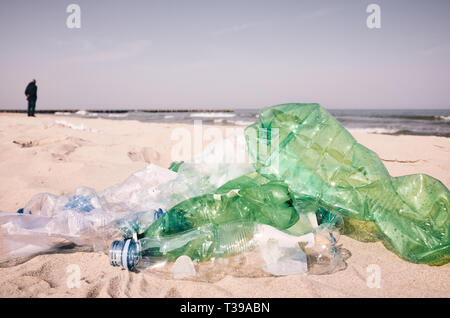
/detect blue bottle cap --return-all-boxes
[154,208,165,220]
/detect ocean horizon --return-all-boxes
[1,107,449,137]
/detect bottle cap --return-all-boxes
[153,208,165,220]
[109,239,141,270]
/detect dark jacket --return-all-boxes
[25,82,38,101]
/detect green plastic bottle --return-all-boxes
[141,180,300,239]
[110,220,343,275]
[110,222,257,270]
[245,103,450,265]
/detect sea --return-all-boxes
[52,108,450,137]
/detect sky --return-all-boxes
[0,0,449,110]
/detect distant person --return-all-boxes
[25,79,38,117]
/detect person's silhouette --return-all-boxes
[25,79,38,117]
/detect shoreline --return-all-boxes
[2,111,449,138]
[0,109,236,114]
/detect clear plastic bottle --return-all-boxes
[109,221,344,276]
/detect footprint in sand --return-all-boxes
[14,261,61,296]
[51,144,78,161]
[164,287,182,298]
[106,276,121,298]
[49,137,90,162]
[128,147,161,164]
[12,136,90,162]
[86,282,103,298]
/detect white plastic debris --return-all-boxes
[171,255,197,279]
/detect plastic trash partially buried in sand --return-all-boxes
[0,128,255,265]
[171,255,197,279]
[0,161,252,264]
[109,221,345,278]
[4,102,446,276]
[0,112,347,277]
[245,103,450,265]
[108,168,346,276]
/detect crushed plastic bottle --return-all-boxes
[109,221,345,276]
[245,103,450,265]
[0,161,253,264]
[141,180,300,239]
[63,195,96,212]
[20,187,103,216]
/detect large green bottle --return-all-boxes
[141,180,300,239]
[245,103,450,265]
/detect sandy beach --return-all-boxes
[0,113,449,298]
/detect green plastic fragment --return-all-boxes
[168,161,184,172]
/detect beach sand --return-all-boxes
[0,113,449,298]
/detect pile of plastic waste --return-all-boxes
[1,103,448,281]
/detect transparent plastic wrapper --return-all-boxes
[245,103,450,265]
[109,221,348,280]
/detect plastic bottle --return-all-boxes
[141,181,300,239]
[245,103,450,265]
[109,221,343,276]
[111,222,258,271]
[0,161,252,264]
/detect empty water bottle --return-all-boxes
[141,181,300,239]
[109,221,344,276]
